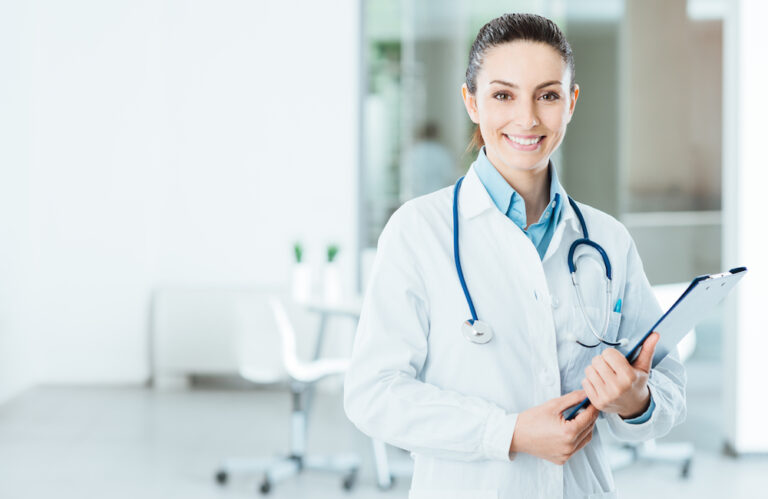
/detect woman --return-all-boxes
[344,13,686,499]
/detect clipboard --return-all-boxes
[564,266,748,421]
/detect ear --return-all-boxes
[461,83,479,124]
[566,84,579,124]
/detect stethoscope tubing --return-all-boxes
[453,175,622,348]
[453,176,479,325]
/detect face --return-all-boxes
[462,41,579,174]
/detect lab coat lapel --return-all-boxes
[458,164,538,266]
[457,164,495,220]
[457,164,548,306]
[543,187,581,263]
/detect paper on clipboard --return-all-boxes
[625,267,747,368]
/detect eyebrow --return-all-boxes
[489,79,562,90]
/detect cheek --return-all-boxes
[541,106,570,131]
[478,107,509,133]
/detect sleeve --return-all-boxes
[343,206,518,462]
[623,395,655,424]
[602,237,687,442]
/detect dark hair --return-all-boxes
[465,13,575,151]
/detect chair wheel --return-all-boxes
[377,474,396,491]
[259,477,272,495]
[214,470,228,485]
[681,459,692,479]
[342,468,358,491]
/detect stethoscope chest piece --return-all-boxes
[462,320,494,344]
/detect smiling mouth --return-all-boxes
[503,134,545,146]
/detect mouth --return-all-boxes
[503,133,545,151]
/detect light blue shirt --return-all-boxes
[624,397,655,424]
[473,147,655,424]
[474,147,565,260]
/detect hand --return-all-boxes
[582,332,659,419]
[509,389,599,465]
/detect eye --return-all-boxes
[540,91,560,101]
[493,92,512,102]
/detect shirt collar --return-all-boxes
[460,163,580,233]
[474,147,518,216]
[472,147,569,228]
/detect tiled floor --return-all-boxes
[0,360,765,499]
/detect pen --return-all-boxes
[613,298,622,313]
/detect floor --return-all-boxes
[0,360,765,499]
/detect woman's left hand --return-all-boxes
[581,332,660,419]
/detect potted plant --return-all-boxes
[291,241,313,303]
[323,244,342,303]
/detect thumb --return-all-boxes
[551,389,588,413]
[632,332,659,373]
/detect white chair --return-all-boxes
[601,282,695,478]
[214,297,360,494]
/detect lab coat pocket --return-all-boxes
[607,310,622,342]
[563,305,615,392]
[408,490,497,499]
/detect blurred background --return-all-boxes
[0,0,765,498]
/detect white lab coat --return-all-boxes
[344,164,686,499]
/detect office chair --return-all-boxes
[214,297,360,494]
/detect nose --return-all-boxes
[514,100,540,129]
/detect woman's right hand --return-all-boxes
[509,390,599,465]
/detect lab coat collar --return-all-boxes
[458,164,495,219]
[558,184,580,232]
[460,162,580,232]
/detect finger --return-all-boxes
[602,348,634,380]
[585,365,606,390]
[598,350,619,374]
[569,397,600,428]
[632,332,660,373]
[551,389,588,413]
[572,406,599,437]
[582,377,602,410]
[592,356,617,386]
[572,424,594,454]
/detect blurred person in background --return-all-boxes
[400,122,456,201]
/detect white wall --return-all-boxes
[0,0,360,392]
[722,0,768,454]
[0,0,37,403]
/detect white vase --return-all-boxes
[323,263,342,304]
[292,263,313,303]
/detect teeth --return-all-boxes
[507,135,542,145]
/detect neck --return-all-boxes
[486,153,552,229]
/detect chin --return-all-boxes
[498,151,547,171]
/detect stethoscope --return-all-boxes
[453,175,628,348]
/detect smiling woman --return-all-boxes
[461,16,580,223]
[345,12,686,499]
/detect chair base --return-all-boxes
[215,453,360,494]
[606,441,694,478]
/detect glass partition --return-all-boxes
[361,0,724,286]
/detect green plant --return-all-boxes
[293,242,303,263]
[326,244,339,263]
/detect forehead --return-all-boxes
[476,41,568,88]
